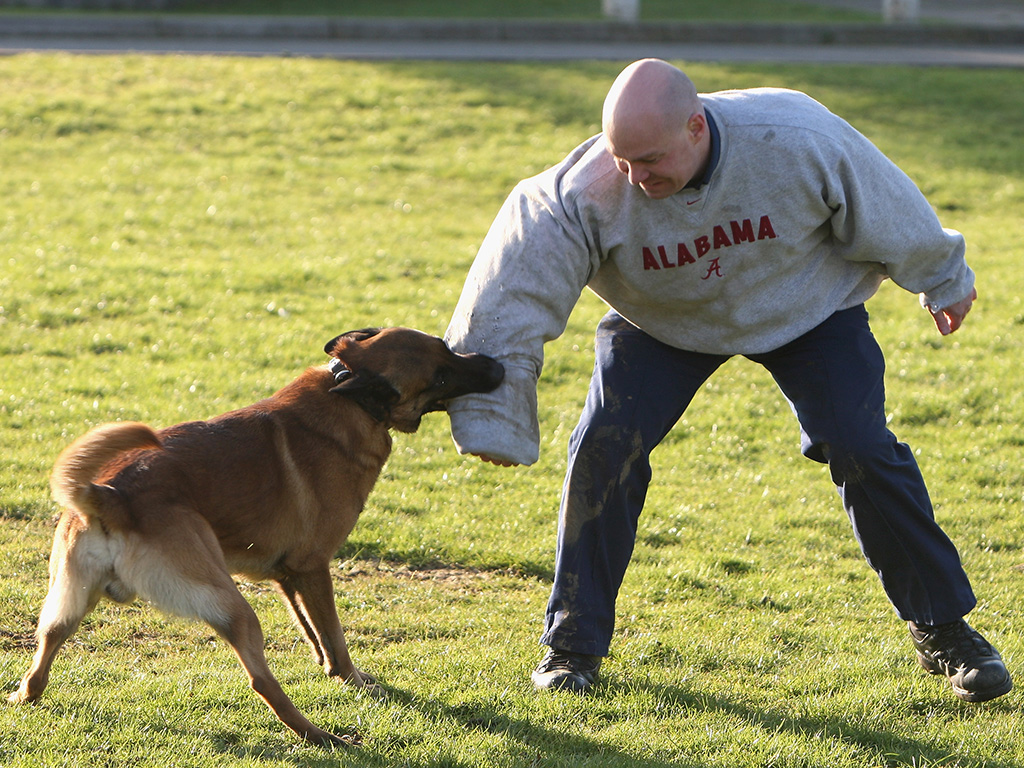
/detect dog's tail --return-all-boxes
[51,422,162,530]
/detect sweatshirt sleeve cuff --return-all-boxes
[919,264,975,313]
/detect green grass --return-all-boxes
[1,55,1023,767]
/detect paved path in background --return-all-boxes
[1,2,1024,67]
[5,34,1023,68]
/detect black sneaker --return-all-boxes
[531,648,601,693]
[909,619,1013,702]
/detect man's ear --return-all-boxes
[329,372,399,423]
[686,111,707,143]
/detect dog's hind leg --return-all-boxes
[276,568,374,686]
[204,584,355,747]
[9,517,107,704]
[131,517,354,748]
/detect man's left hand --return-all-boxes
[929,287,977,336]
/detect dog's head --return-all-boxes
[323,328,504,433]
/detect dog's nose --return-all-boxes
[481,357,505,390]
[459,353,505,392]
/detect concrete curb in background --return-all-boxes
[3,14,1024,47]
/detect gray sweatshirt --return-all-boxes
[444,87,974,466]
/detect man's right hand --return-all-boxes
[929,287,977,336]
[474,454,520,467]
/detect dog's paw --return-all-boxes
[302,725,363,748]
[8,688,32,705]
[348,668,377,687]
[8,676,45,705]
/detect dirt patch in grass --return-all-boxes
[0,629,36,650]
[336,558,489,590]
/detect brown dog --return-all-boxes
[9,328,503,747]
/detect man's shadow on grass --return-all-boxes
[303,676,1017,768]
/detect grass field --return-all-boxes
[1,54,1023,767]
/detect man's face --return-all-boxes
[606,114,707,199]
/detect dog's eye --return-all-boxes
[433,371,447,388]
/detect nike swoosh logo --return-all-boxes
[686,199,701,206]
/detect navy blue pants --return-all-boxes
[540,306,977,657]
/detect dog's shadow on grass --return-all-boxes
[210,681,689,768]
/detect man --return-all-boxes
[444,59,1011,702]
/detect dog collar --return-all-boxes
[327,358,352,384]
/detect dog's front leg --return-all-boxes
[276,579,326,668]
[276,569,375,686]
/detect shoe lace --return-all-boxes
[927,622,992,665]
[539,650,591,673]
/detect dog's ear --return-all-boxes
[329,371,399,423]
[323,328,383,355]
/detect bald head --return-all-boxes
[601,59,711,199]
[602,59,702,148]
